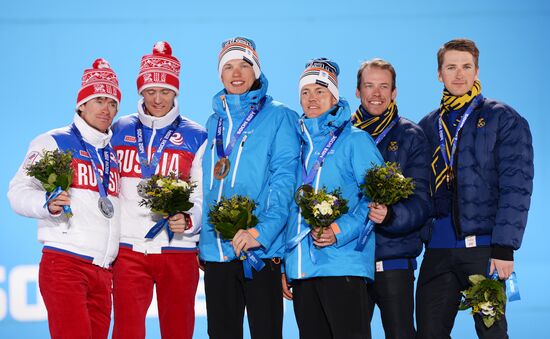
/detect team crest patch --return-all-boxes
[79,150,90,158]
[170,132,184,146]
[124,135,136,143]
[477,118,486,128]
[388,141,398,152]
[23,151,40,168]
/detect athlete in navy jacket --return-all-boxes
[416,39,534,339]
[352,58,431,339]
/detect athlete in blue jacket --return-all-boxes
[352,58,431,339]
[416,39,534,339]
[283,58,383,339]
[199,37,300,339]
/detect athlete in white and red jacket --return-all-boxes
[110,41,207,339]
[7,58,122,339]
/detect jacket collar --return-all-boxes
[137,98,181,129]
[300,97,351,141]
[212,74,269,119]
[73,113,112,149]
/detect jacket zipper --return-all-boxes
[231,135,248,188]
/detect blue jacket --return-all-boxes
[199,75,300,262]
[373,117,431,261]
[284,99,384,281]
[419,98,534,259]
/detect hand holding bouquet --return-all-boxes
[459,274,506,328]
[208,195,259,240]
[208,195,264,278]
[26,149,74,217]
[296,187,348,237]
[355,161,415,251]
[139,173,195,242]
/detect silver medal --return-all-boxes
[98,197,114,219]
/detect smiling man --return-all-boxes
[199,37,300,339]
[8,58,122,339]
[416,39,534,338]
[110,41,207,339]
[352,58,431,339]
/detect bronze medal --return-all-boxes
[294,184,314,204]
[214,158,231,180]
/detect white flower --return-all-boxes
[396,173,405,180]
[479,301,495,317]
[327,194,337,203]
[156,179,165,187]
[174,180,190,189]
[315,201,333,216]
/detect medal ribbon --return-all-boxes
[136,116,181,179]
[301,120,349,185]
[355,219,375,251]
[215,97,265,160]
[145,213,176,242]
[373,120,397,145]
[437,95,482,181]
[71,124,110,199]
[241,250,266,279]
[43,186,73,216]
[487,261,521,302]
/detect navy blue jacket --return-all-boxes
[374,117,431,261]
[419,98,534,260]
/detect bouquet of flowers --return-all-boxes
[139,173,195,242]
[459,274,506,328]
[362,161,415,205]
[355,161,415,251]
[208,195,259,240]
[208,195,264,278]
[26,149,74,217]
[296,187,348,237]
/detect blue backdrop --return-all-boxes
[1,0,549,337]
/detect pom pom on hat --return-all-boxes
[137,41,181,95]
[299,57,339,99]
[76,58,121,111]
[218,37,261,79]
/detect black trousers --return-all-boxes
[416,247,508,339]
[292,276,369,339]
[203,259,283,339]
[366,267,416,339]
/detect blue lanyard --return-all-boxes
[301,120,349,185]
[437,95,482,170]
[215,98,265,159]
[70,124,110,198]
[373,119,397,145]
[136,116,181,178]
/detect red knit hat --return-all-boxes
[76,58,121,110]
[137,41,181,95]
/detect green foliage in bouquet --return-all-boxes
[139,173,195,215]
[362,161,415,205]
[26,149,73,192]
[209,195,259,240]
[297,187,348,237]
[459,274,506,328]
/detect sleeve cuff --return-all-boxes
[491,245,514,261]
[379,205,394,226]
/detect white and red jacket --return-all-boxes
[111,99,207,254]
[8,114,121,268]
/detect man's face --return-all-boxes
[221,59,256,95]
[438,50,479,97]
[141,87,176,117]
[79,97,118,133]
[300,84,338,118]
[356,67,396,116]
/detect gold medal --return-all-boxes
[294,184,314,204]
[214,158,231,180]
